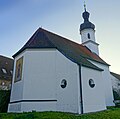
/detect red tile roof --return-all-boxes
[42,28,109,66]
[13,28,109,70]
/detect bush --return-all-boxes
[113,90,120,100]
[0,90,10,113]
[113,90,120,107]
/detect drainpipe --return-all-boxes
[79,65,83,114]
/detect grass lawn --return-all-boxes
[0,107,120,119]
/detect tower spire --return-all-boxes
[79,3,99,55]
[80,4,95,31]
[84,1,86,11]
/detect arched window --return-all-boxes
[88,33,90,39]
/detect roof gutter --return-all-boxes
[79,65,83,114]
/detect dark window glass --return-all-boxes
[89,79,95,88]
[88,33,90,39]
[118,83,120,86]
[61,79,67,88]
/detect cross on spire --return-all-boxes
[84,1,86,11]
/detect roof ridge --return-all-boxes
[27,28,40,46]
[40,28,109,66]
[110,72,120,80]
[13,27,109,69]
[38,28,56,48]
[111,72,120,76]
[39,28,82,46]
[41,28,103,71]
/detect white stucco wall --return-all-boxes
[83,41,99,55]
[55,50,80,113]
[81,66,106,113]
[23,49,56,100]
[89,60,115,106]
[81,29,99,55]
[21,49,57,112]
[8,48,108,113]
[81,29,96,43]
[8,49,80,113]
[8,52,25,112]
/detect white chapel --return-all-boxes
[8,6,114,114]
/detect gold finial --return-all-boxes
[84,1,86,11]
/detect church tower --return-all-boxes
[80,4,99,55]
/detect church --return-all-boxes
[8,6,115,114]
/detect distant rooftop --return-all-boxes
[111,72,120,80]
[0,55,14,80]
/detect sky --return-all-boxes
[0,0,120,74]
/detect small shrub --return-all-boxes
[0,90,10,112]
[113,90,120,100]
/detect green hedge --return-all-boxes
[0,90,10,113]
[113,90,120,100]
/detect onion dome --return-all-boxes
[80,9,95,32]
